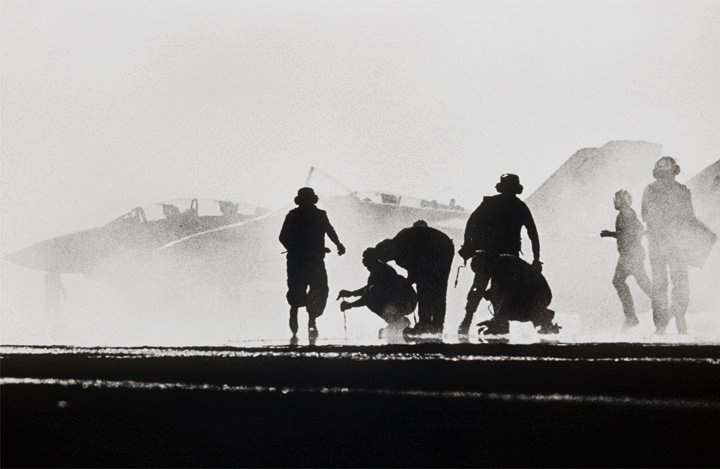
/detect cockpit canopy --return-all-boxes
[354,192,465,212]
[107,198,271,244]
[111,199,269,224]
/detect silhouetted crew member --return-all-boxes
[476,251,560,335]
[337,248,417,338]
[457,173,541,335]
[601,190,653,330]
[642,157,695,334]
[375,220,454,335]
[280,187,345,339]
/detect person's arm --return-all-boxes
[602,214,621,238]
[524,206,541,262]
[337,286,367,299]
[324,213,345,255]
[641,186,650,223]
[279,214,291,250]
[460,205,484,259]
[339,288,369,311]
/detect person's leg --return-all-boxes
[289,306,299,336]
[306,258,329,335]
[426,276,449,334]
[487,287,510,332]
[414,277,433,332]
[380,303,411,333]
[531,308,560,334]
[429,256,453,334]
[668,254,690,334]
[649,250,670,333]
[460,271,491,334]
[612,258,637,325]
[628,248,653,300]
[478,298,510,334]
[286,258,309,337]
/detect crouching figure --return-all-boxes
[337,248,418,339]
[472,251,561,335]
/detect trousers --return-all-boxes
[648,246,689,331]
[286,256,329,319]
[612,250,652,319]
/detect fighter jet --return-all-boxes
[3,198,271,277]
[3,168,469,290]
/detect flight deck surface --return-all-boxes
[2,340,719,466]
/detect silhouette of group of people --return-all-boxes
[279,173,557,342]
[602,156,716,334]
[280,156,715,341]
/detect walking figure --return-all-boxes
[642,157,698,334]
[601,189,652,330]
[374,220,454,336]
[279,187,345,340]
[457,173,542,335]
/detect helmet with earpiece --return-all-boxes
[652,156,680,179]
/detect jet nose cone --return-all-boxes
[3,240,64,271]
[2,232,97,274]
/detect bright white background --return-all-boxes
[2,0,719,253]
[1,0,719,344]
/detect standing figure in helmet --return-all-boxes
[641,157,695,334]
[457,173,542,335]
[374,220,454,336]
[601,189,653,330]
[280,187,346,340]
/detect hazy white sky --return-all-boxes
[2,0,719,253]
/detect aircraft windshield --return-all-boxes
[113,199,268,224]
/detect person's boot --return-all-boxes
[653,307,669,335]
[379,317,409,340]
[427,321,444,336]
[533,308,561,334]
[675,315,688,335]
[537,322,561,334]
[478,319,510,335]
[308,317,319,340]
[621,314,640,332]
[458,314,473,336]
[404,322,430,338]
